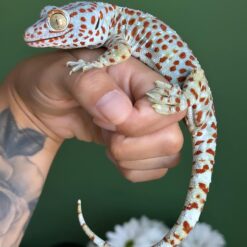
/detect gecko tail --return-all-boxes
[77,199,111,247]
[153,70,217,246]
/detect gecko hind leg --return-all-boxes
[146,80,188,114]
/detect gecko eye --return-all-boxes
[47,10,69,32]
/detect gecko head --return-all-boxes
[24,2,112,49]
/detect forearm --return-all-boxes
[0,83,62,247]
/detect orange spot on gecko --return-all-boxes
[70,12,78,17]
[122,19,127,25]
[195,140,204,145]
[170,66,176,72]
[196,165,209,174]
[144,21,150,28]
[154,47,160,52]
[68,24,74,29]
[101,26,106,34]
[186,202,199,210]
[190,88,199,99]
[207,139,214,144]
[177,41,184,47]
[160,56,168,63]
[160,24,167,31]
[91,16,96,25]
[179,52,186,59]
[146,31,152,39]
[211,122,217,130]
[135,34,141,41]
[196,131,203,136]
[80,17,86,22]
[196,111,203,123]
[206,148,215,156]
[162,44,168,50]
[79,8,86,13]
[199,183,209,194]
[186,60,196,68]
[183,221,192,234]
[157,38,163,44]
[145,40,153,48]
[179,69,186,74]
[194,150,202,155]
[128,18,135,25]
[165,75,172,82]
[190,55,196,60]
[178,76,187,82]
[156,63,162,70]
[131,26,138,37]
[145,52,153,59]
[109,58,116,63]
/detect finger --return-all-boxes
[107,150,180,170]
[102,123,184,161]
[62,50,133,126]
[119,167,169,183]
[118,154,180,170]
[108,57,187,136]
[119,100,186,137]
[66,69,133,126]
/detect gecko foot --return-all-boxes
[146,80,188,114]
[67,59,104,75]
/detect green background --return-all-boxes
[0,0,246,246]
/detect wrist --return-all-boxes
[0,82,63,155]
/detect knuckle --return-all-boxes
[109,134,126,160]
[71,69,108,99]
[109,142,122,161]
[155,168,169,179]
[165,154,181,168]
[74,70,100,91]
[165,126,184,154]
[121,169,139,183]
[120,168,169,183]
[118,160,131,169]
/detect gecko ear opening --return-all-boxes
[40,5,57,18]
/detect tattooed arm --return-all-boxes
[0,49,184,246]
[0,71,64,247]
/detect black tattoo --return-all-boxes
[0,108,46,246]
[0,109,45,159]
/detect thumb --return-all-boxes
[67,69,133,126]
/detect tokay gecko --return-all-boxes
[24,2,218,247]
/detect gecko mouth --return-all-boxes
[25,29,72,44]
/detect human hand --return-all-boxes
[4,48,186,182]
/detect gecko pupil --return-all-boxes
[95,18,100,29]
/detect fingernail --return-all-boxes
[96,90,130,124]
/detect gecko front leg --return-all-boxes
[67,35,131,74]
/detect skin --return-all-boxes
[0,48,185,246]
[8,48,186,180]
